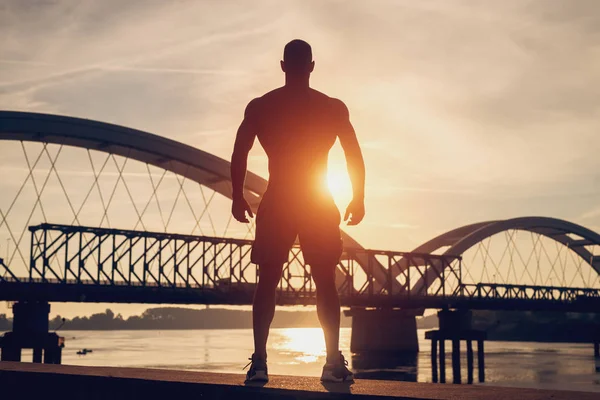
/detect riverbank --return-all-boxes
[27,328,599,392]
[2,361,598,400]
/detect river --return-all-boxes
[27,328,600,393]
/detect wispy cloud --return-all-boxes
[390,223,419,230]
[3,0,600,317]
[2,0,600,249]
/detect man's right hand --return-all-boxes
[232,196,254,223]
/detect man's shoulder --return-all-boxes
[329,97,348,114]
[245,92,272,116]
[247,88,284,109]
[322,94,349,118]
[309,89,348,112]
[259,87,287,101]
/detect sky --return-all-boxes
[1,0,600,317]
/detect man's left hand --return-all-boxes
[344,198,365,226]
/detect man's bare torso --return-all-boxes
[248,87,345,200]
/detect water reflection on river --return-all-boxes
[33,328,600,393]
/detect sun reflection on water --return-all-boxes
[274,328,326,364]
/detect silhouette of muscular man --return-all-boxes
[231,40,365,383]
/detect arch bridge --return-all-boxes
[0,111,599,312]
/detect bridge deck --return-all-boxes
[0,362,597,400]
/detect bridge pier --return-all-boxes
[345,308,419,354]
[0,301,64,364]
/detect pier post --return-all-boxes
[33,348,43,363]
[439,339,446,383]
[451,340,460,384]
[43,342,63,364]
[466,339,474,384]
[477,340,485,383]
[0,338,21,362]
[431,339,438,383]
[594,341,599,373]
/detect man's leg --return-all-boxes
[311,264,341,360]
[252,262,284,359]
[300,205,351,381]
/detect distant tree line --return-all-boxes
[0,307,352,331]
[2,309,598,340]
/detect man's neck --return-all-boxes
[284,74,310,89]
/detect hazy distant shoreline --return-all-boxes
[2,308,598,344]
[0,307,438,332]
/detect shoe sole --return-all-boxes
[245,371,269,383]
[320,373,354,383]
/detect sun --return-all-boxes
[327,164,352,206]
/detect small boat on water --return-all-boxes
[76,348,93,355]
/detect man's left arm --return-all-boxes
[335,100,365,225]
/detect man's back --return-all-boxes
[249,87,345,200]
[231,40,364,384]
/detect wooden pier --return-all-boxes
[426,329,487,384]
[425,309,488,384]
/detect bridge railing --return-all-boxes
[3,224,600,308]
[338,248,463,298]
[460,283,600,302]
[21,223,463,304]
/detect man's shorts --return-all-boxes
[251,193,343,266]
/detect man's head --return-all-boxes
[281,39,314,75]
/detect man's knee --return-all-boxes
[257,263,283,288]
[310,264,337,287]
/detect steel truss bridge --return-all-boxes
[0,223,599,312]
[1,111,600,313]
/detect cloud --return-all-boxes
[2,0,600,255]
[390,223,419,230]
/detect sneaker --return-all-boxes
[321,351,354,382]
[244,354,268,382]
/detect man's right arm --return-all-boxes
[230,99,259,223]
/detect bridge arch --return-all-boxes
[0,111,370,247]
[0,111,267,208]
[403,216,600,293]
[0,111,387,285]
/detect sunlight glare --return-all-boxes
[277,328,326,363]
[327,162,352,207]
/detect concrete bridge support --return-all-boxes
[345,308,420,354]
[0,301,64,364]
